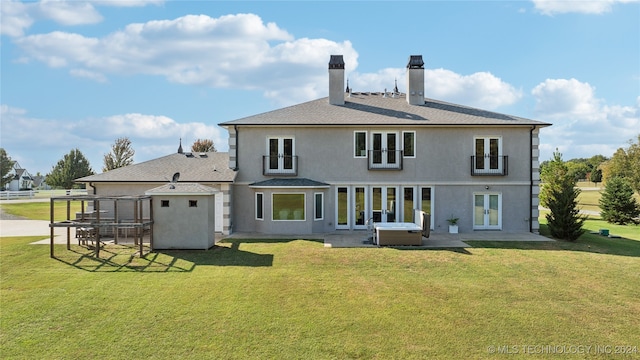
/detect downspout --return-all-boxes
[89,182,96,195]
[233,125,239,171]
[529,126,536,233]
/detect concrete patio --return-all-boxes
[223,230,553,249]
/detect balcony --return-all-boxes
[263,155,298,176]
[368,150,403,170]
[471,155,508,176]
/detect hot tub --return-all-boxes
[373,222,423,246]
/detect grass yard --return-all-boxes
[2,222,639,358]
[0,201,82,221]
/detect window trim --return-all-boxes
[271,192,306,221]
[255,192,264,220]
[314,192,324,221]
[354,131,367,158]
[402,131,416,158]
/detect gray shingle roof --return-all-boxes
[219,93,551,127]
[145,183,218,195]
[249,178,330,188]
[76,152,236,183]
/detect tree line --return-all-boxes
[0,138,217,190]
[540,135,640,241]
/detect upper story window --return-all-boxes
[263,137,297,176]
[403,131,415,158]
[354,131,367,158]
[472,136,508,176]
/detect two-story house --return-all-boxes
[219,55,551,235]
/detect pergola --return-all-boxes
[49,194,154,258]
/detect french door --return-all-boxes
[474,137,502,173]
[268,137,294,173]
[372,132,398,167]
[371,186,398,223]
[473,193,501,230]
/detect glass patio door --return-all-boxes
[473,193,501,230]
[371,186,397,223]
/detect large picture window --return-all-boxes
[272,193,305,221]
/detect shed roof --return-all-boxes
[145,183,218,195]
[76,152,236,183]
[219,93,551,127]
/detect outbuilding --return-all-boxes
[146,183,218,250]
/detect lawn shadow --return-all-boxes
[52,241,274,272]
[466,235,640,258]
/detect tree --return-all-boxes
[599,177,640,225]
[0,148,15,190]
[540,149,586,241]
[46,149,94,189]
[606,134,640,195]
[191,139,216,153]
[590,169,602,187]
[103,137,135,172]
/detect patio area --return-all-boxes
[223,230,553,249]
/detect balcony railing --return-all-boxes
[263,155,298,176]
[470,155,508,176]
[368,150,403,170]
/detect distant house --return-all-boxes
[7,162,33,191]
[76,151,236,234]
[218,54,551,235]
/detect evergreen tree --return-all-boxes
[46,149,94,189]
[103,137,135,172]
[541,149,586,241]
[0,148,15,190]
[599,177,640,225]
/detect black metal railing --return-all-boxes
[470,155,508,176]
[263,155,298,176]
[368,150,403,170]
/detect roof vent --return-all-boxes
[185,152,194,158]
[199,153,207,157]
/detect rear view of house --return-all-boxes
[220,55,551,235]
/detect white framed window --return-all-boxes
[267,137,295,173]
[255,192,264,220]
[474,136,502,173]
[403,131,415,158]
[314,192,324,220]
[354,131,367,158]
[272,193,305,221]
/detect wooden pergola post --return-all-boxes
[66,200,71,250]
[50,198,54,258]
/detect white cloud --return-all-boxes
[425,69,522,109]
[347,67,522,110]
[0,104,227,174]
[533,78,639,160]
[69,68,108,83]
[13,13,358,106]
[0,0,163,37]
[532,0,639,15]
[0,1,34,37]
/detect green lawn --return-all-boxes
[2,224,640,358]
[2,195,639,358]
[0,201,82,221]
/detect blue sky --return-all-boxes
[1,0,638,175]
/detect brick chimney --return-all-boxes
[406,55,425,105]
[328,55,345,105]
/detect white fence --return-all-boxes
[0,189,88,200]
[0,190,35,200]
